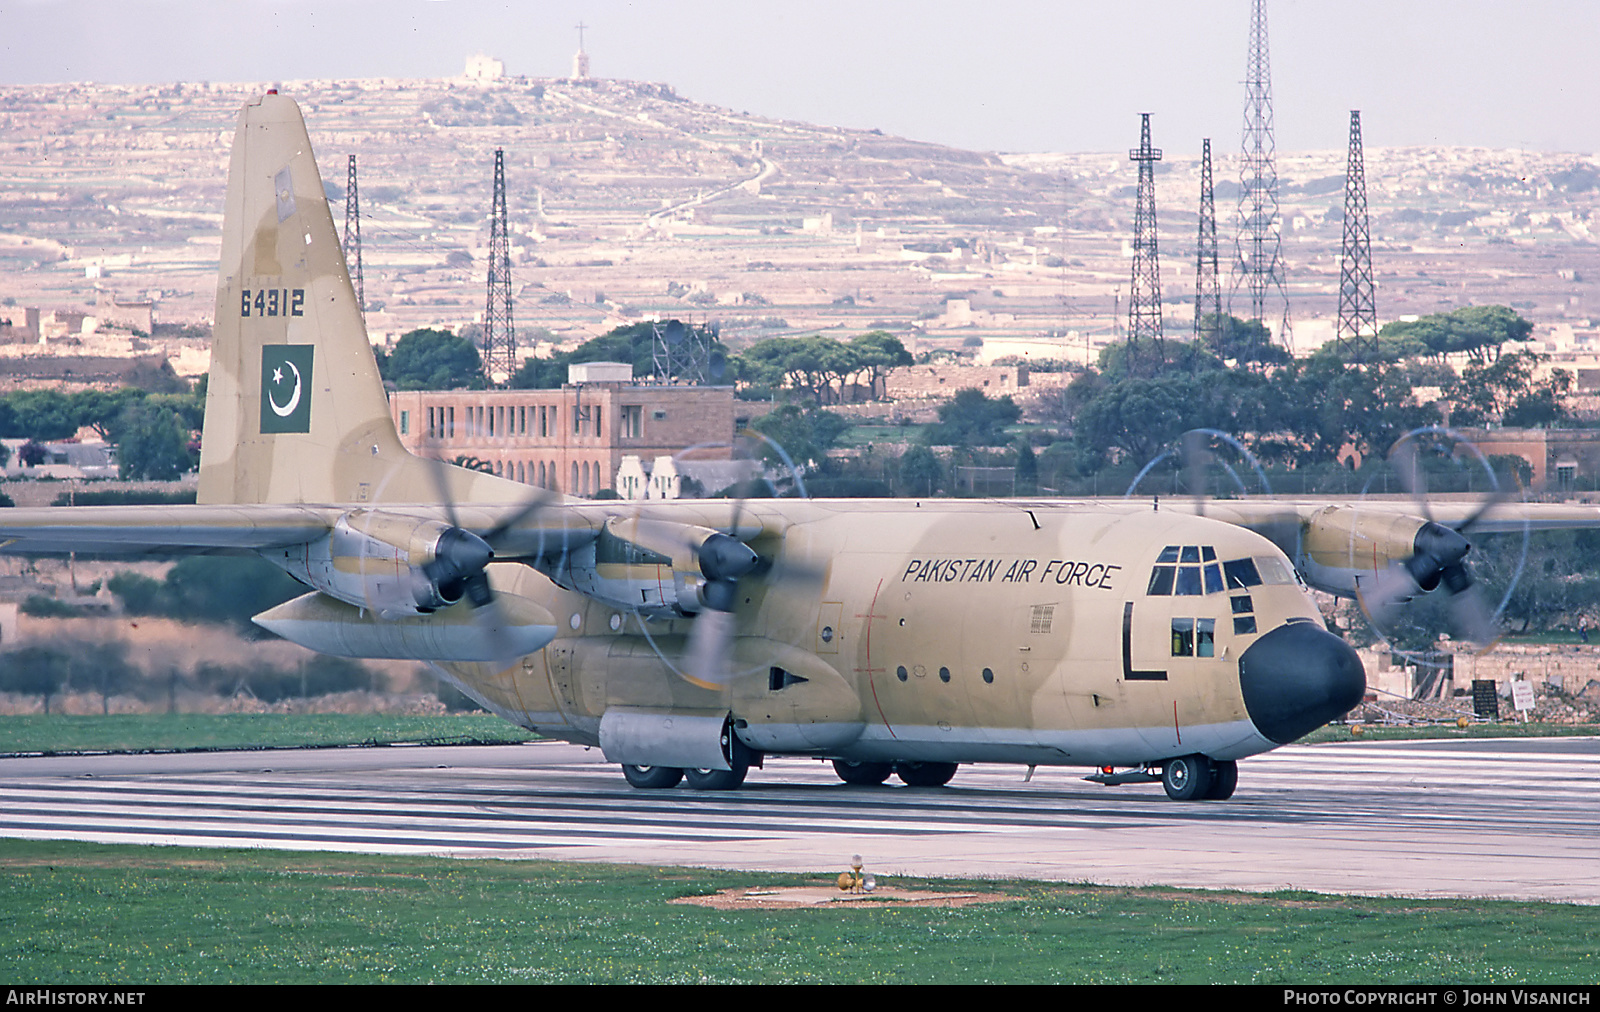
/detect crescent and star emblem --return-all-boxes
[267,360,302,417]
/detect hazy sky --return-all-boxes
[3,0,1598,157]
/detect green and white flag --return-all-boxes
[260,344,315,434]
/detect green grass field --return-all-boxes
[0,840,1595,984]
[0,713,537,756]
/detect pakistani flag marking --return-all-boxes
[260,344,314,433]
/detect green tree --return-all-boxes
[848,330,913,399]
[1,389,79,440]
[924,388,1021,447]
[1377,305,1533,364]
[115,402,194,480]
[1014,441,1039,496]
[72,387,148,440]
[383,328,485,390]
[510,321,726,389]
[746,404,848,472]
[896,445,944,496]
[1446,350,1572,428]
[1200,315,1290,369]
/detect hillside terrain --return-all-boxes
[0,73,1596,359]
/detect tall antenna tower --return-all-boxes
[1335,110,1378,362]
[482,148,516,387]
[1232,0,1292,352]
[342,155,364,316]
[1193,138,1221,350]
[1126,112,1164,375]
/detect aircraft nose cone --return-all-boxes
[1238,621,1366,744]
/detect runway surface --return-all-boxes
[1,737,1596,903]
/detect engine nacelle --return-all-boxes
[253,590,557,662]
[263,511,492,616]
[1298,505,1432,597]
[556,517,758,617]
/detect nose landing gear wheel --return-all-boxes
[683,763,750,791]
[1204,759,1238,800]
[832,760,893,785]
[622,765,684,789]
[895,761,958,787]
[1160,755,1213,801]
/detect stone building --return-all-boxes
[1455,427,1600,491]
[386,363,736,497]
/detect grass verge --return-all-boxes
[0,839,1594,984]
[1302,721,1600,744]
[0,713,538,756]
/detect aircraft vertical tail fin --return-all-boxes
[198,92,409,506]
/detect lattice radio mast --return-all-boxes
[1126,112,1164,375]
[1231,0,1292,352]
[482,148,516,386]
[342,155,364,316]
[1335,110,1378,362]
[1193,137,1222,350]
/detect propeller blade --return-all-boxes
[681,607,737,690]
[481,488,556,548]
[1356,562,1423,631]
[1448,581,1500,650]
[1182,429,1210,516]
[1389,437,1438,527]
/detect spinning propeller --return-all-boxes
[420,451,555,666]
[630,432,823,690]
[1354,429,1523,651]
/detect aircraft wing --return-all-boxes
[0,502,601,557]
[1193,498,1600,535]
[0,504,343,555]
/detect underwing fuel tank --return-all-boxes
[254,591,558,662]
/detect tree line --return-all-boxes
[0,381,205,480]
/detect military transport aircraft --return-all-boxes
[3,93,1596,801]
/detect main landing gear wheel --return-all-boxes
[683,763,750,791]
[1160,755,1213,801]
[622,765,684,790]
[895,761,958,787]
[1204,759,1238,801]
[832,760,893,786]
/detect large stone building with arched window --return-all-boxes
[386,362,737,497]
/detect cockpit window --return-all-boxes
[1223,558,1262,589]
[1152,548,1299,597]
[1254,555,1299,586]
[1149,545,1222,596]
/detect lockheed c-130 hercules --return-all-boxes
[3,93,1595,801]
